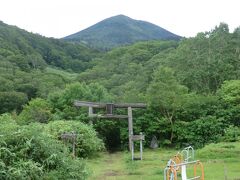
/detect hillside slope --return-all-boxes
[0,21,99,72]
[78,23,240,100]
[64,15,181,50]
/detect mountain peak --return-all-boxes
[64,15,181,50]
[112,14,130,18]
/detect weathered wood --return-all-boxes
[114,103,147,108]
[74,101,147,109]
[88,107,93,124]
[128,107,133,151]
[131,141,134,161]
[131,134,145,141]
[88,106,93,116]
[61,132,77,141]
[74,101,105,108]
[106,103,114,115]
[140,132,143,160]
[89,114,128,119]
[61,132,77,157]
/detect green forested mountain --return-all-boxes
[0,20,100,114]
[0,19,240,179]
[78,23,240,97]
[0,21,100,72]
[63,15,181,50]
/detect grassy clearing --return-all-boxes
[87,142,240,180]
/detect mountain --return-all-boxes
[0,21,99,72]
[63,15,181,50]
[0,20,101,111]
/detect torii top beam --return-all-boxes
[74,101,147,119]
[74,101,147,108]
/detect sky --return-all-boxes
[0,0,239,38]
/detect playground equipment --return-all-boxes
[74,101,146,160]
[164,146,204,180]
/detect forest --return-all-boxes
[0,21,240,179]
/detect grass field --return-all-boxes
[87,142,240,180]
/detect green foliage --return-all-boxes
[217,80,240,126]
[0,20,240,152]
[147,67,188,109]
[0,115,88,180]
[78,40,177,101]
[48,82,111,120]
[179,93,218,121]
[0,20,100,112]
[45,120,104,157]
[0,21,99,72]
[160,23,240,93]
[222,125,240,142]
[18,98,52,125]
[0,77,14,91]
[175,116,225,148]
[217,80,240,104]
[0,91,28,113]
[147,67,188,143]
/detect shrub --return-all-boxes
[17,98,52,125]
[0,115,88,180]
[175,116,225,148]
[222,125,240,142]
[45,120,104,157]
[0,91,28,114]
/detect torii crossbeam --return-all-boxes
[74,100,147,160]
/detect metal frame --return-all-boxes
[164,147,204,180]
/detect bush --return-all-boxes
[0,91,28,114]
[45,120,104,157]
[0,115,88,180]
[175,116,225,148]
[17,98,52,125]
[222,125,240,142]
[48,82,111,121]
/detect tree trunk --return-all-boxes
[166,111,174,143]
[169,116,174,143]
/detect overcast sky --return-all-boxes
[0,0,239,38]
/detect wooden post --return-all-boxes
[131,139,134,160]
[88,106,93,115]
[72,132,77,158]
[128,107,133,151]
[89,107,93,125]
[140,132,143,160]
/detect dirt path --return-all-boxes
[88,152,126,180]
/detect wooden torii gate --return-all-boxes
[74,101,146,160]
